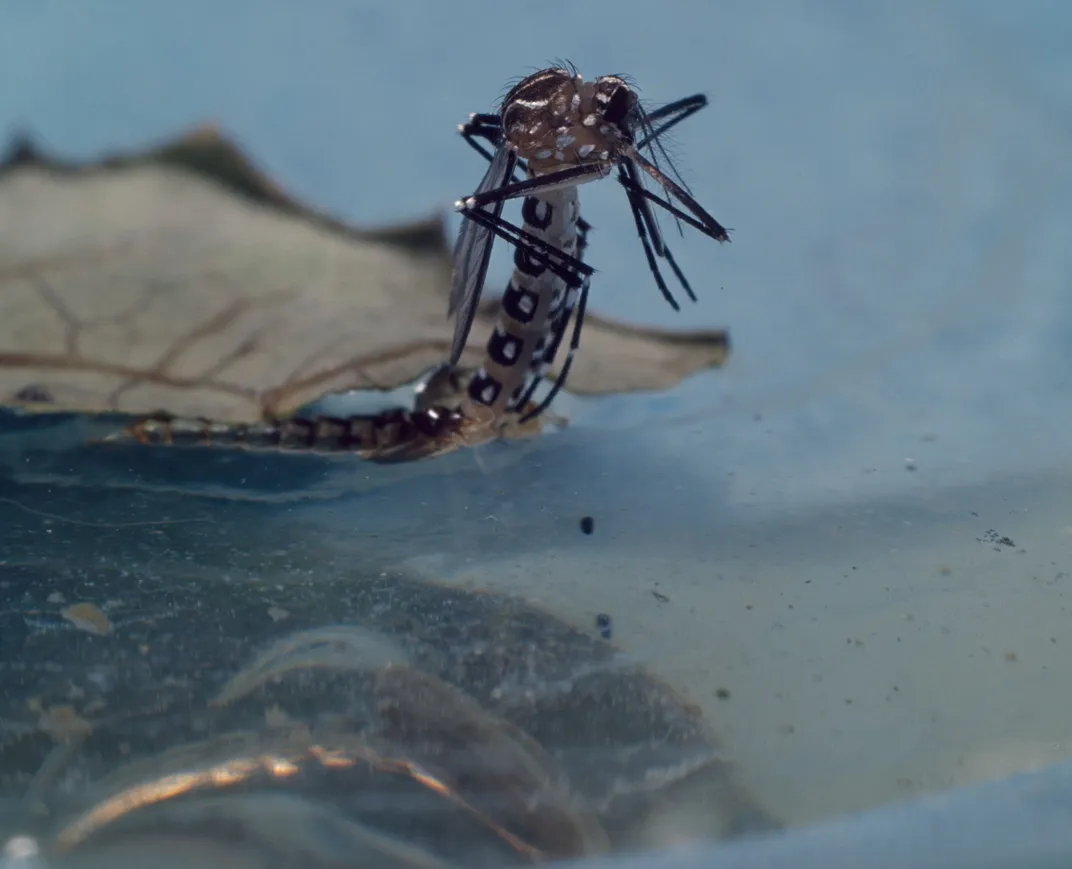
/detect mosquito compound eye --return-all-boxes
[599,84,638,136]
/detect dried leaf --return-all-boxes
[0,127,729,425]
[0,128,453,422]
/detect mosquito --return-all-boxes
[95,66,730,465]
[450,64,730,425]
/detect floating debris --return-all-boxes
[37,705,93,740]
[978,529,1017,550]
[61,602,112,636]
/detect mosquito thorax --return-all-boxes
[500,67,639,176]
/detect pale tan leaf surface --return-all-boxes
[0,128,728,424]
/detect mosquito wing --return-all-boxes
[448,144,516,367]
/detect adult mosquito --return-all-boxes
[449,65,730,423]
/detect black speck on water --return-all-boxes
[595,612,612,640]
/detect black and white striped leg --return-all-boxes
[624,148,731,242]
[617,163,696,310]
[518,274,591,423]
[460,204,594,285]
[459,113,509,165]
[574,210,590,260]
[616,173,731,243]
[458,162,609,212]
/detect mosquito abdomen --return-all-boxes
[462,184,580,421]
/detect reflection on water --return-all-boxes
[0,462,775,866]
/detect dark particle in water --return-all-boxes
[978,529,1016,550]
[715,688,731,700]
[595,613,612,640]
[652,590,669,603]
[13,384,53,403]
[580,516,595,535]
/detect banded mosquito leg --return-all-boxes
[617,162,696,309]
[459,113,508,165]
[457,161,609,212]
[623,146,730,243]
[510,254,588,413]
[518,274,592,423]
[460,204,594,285]
[616,173,731,243]
[575,210,590,260]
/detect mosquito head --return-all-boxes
[500,67,639,176]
